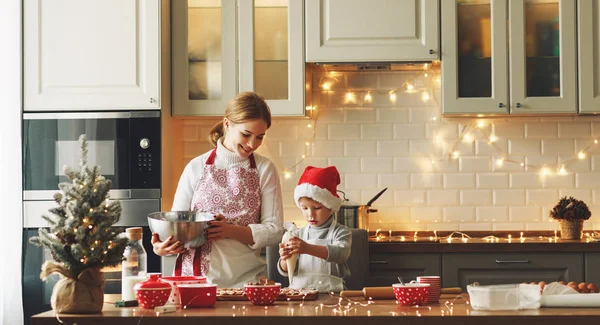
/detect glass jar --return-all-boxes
[121,227,147,301]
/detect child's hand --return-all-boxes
[151,233,186,256]
[281,236,308,256]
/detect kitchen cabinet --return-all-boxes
[368,252,441,287]
[172,0,304,116]
[24,0,160,111]
[305,0,439,62]
[442,252,584,290]
[585,252,600,284]
[578,0,600,114]
[442,0,577,115]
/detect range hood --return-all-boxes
[312,62,437,73]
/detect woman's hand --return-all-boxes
[151,233,186,256]
[206,214,235,241]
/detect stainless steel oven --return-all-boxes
[21,111,162,324]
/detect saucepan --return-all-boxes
[335,188,387,229]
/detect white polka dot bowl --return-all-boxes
[133,274,171,309]
[392,283,430,306]
[160,276,207,306]
[244,283,281,306]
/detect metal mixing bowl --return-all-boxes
[148,211,215,248]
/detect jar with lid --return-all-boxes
[121,227,147,301]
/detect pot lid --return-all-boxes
[134,274,171,290]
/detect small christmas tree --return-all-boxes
[30,134,128,279]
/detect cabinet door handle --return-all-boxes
[494,259,530,264]
[429,49,435,55]
[498,103,504,108]
[516,102,522,108]
[369,260,389,264]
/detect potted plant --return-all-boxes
[549,196,591,240]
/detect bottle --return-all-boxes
[121,227,147,301]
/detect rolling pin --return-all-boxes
[340,287,463,299]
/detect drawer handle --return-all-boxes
[369,260,388,264]
[495,259,530,264]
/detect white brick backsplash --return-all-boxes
[344,173,378,189]
[427,223,460,231]
[510,207,542,222]
[281,190,296,207]
[559,189,592,203]
[460,190,492,206]
[411,173,443,189]
[428,123,459,140]
[361,124,393,139]
[378,140,410,157]
[525,222,558,231]
[459,223,493,231]
[494,189,526,206]
[394,124,426,139]
[592,155,600,172]
[328,157,360,173]
[410,140,437,154]
[508,139,541,155]
[328,91,361,107]
[394,190,426,206]
[494,122,525,138]
[460,157,492,172]
[361,189,394,206]
[576,173,600,188]
[575,139,593,153]
[344,141,377,157]
[542,139,575,155]
[510,173,543,188]
[393,223,428,231]
[427,190,459,206]
[345,107,376,123]
[454,142,476,156]
[297,157,328,170]
[410,107,436,123]
[526,123,558,138]
[410,207,442,222]
[315,106,344,123]
[361,157,393,173]
[312,140,344,156]
[378,174,410,189]
[432,159,460,173]
[594,189,600,205]
[477,173,509,189]
[559,156,591,172]
[444,173,476,189]
[525,156,558,170]
[377,206,410,221]
[476,139,508,156]
[280,140,308,157]
[559,122,591,138]
[394,157,433,173]
[544,173,575,188]
[346,74,379,89]
[476,207,508,222]
[328,124,360,140]
[526,189,559,205]
[267,124,298,140]
[377,107,409,123]
[593,122,600,138]
[492,155,525,172]
[493,223,526,231]
[444,207,476,222]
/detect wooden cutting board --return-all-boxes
[216,290,319,301]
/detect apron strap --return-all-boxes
[249,153,257,169]
[174,254,183,276]
[205,148,217,165]
[192,247,203,275]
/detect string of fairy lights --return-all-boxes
[280,61,600,180]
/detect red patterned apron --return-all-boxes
[174,148,261,277]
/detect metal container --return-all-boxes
[335,188,387,229]
[148,211,215,248]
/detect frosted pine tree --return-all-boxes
[30,134,128,279]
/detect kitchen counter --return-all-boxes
[370,240,600,253]
[31,295,600,325]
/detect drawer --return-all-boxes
[369,252,441,287]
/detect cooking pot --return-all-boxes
[335,188,387,229]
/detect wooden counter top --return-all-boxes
[31,295,600,325]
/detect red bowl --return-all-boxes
[178,284,217,308]
[160,276,207,306]
[392,283,430,306]
[243,283,281,305]
[135,287,171,309]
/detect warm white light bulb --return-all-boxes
[307,123,312,128]
[284,172,292,179]
[463,134,473,142]
[489,135,498,143]
[477,121,485,128]
[406,84,414,91]
[595,139,599,144]
[520,163,525,167]
[421,91,430,102]
[558,166,566,174]
[345,92,356,103]
[452,151,459,158]
[389,92,397,102]
[496,158,504,167]
[578,152,586,159]
[322,82,331,90]
[364,92,372,102]
[540,168,550,176]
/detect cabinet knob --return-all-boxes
[516,102,522,108]
[429,49,435,55]
[498,103,504,108]
[149,97,156,104]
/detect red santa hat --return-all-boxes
[294,166,342,213]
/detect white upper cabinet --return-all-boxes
[305,0,439,62]
[172,0,305,116]
[24,0,160,111]
[442,0,577,115]
[578,0,600,114]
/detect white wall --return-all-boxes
[178,71,600,232]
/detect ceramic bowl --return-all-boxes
[392,283,430,306]
[160,276,207,306]
[243,283,281,305]
[178,283,218,308]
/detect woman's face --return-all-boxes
[298,197,333,227]
[222,118,268,159]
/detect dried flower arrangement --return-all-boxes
[549,196,591,221]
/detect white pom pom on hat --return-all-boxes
[294,166,343,213]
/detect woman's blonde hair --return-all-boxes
[208,92,272,147]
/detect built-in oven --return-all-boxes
[21,111,162,324]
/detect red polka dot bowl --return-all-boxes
[160,276,207,306]
[392,283,430,306]
[244,283,281,305]
[133,274,171,309]
[178,283,218,308]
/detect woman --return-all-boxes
[152,92,283,288]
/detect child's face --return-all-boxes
[298,197,333,227]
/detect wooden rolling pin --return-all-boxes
[340,287,463,299]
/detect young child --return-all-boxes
[278,166,352,293]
